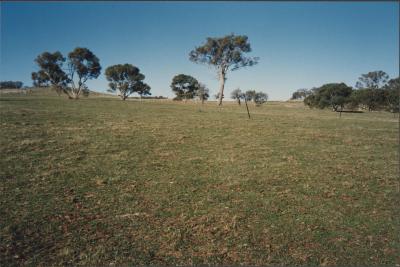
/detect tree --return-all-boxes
[170,74,199,101]
[105,64,150,100]
[32,51,68,95]
[355,71,389,90]
[189,34,258,105]
[304,83,353,112]
[242,90,268,106]
[244,90,256,102]
[384,77,400,113]
[291,88,311,100]
[231,88,243,105]
[0,81,24,89]
[136,82,152,99]
[66,47,101,99]
[254,92,268,106]
[196,83,209,104]
[353,71,389,111]
[32,48,101,99]
[353,88,386,111]
[31,72,49,87]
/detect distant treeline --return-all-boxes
[0,81,24,89]
[291,71,399,113]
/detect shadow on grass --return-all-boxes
[336,110,364,113]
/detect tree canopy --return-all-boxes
[254,92,268,106]
[304,83,352,111]
[231,88,243,105]
[243,90,268,106]
[170,74,199,101]
[32,51,68,91]
[0,81,24,89]
[105,64,150,100]
[196,83,210,104]
[355,71,389,90]
[384,77,400,113]
[32,48,101,99]
[291,88,311,100]
[189,34,258,105]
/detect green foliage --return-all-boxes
[254,92,268,106]
[189,34,258,72]
[170,74,199,101]
[66,47,101,99]
[355,70,389,90]
[243,90,268,106]
[244,90,256,102]
[304,83,352,111]
[105,64,150,100]
[189,34,258,105]
[352,88,386,111]
[231,88,243,105]
[196,83,210,103]
[32,51,68,93]
[31,72,49,87]
[0,81,24,89]
[384,77,400,113]
[352,71,390,111]
[291,88,311,100]
[32,48,101,99]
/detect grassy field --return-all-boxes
[0,92,399,266]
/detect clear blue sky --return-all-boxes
[1,1,399,100]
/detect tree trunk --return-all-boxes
[218,71,225,106]
[238,98,241,105]
[244,96,251,119]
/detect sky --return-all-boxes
[1,1,399,100]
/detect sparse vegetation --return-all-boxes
[1,92,398,266]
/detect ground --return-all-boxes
[0,92,399,266]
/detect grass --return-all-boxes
[0,92,399,266]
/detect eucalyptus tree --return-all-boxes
[66,48,101,98]
[32,47,101,99]
[244,90,256,103]
[170,74,199,102]
[196,83,210,104]
[254,92,268,106]
[354,71,389,111]
[304,83,353,112]
[384,77,400,113]
[355,71,389,90]
[105,64,150,100]
[189,34,258,105]
[231,88,243,105]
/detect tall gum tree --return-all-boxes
[67,47,101,99]
[189,34,258,105]
[32,48,101,99]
